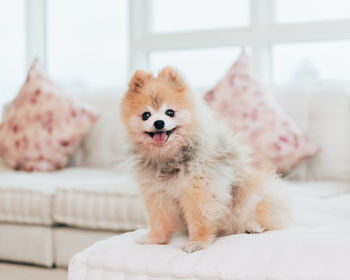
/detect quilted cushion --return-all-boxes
[0,165,55,225]
[53,169,147,231]
[0,59,98,171]
[0,165,147,230]
[69,182,350,280]
[205,51,320,173]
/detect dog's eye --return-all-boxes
[165,109,175,117]
[142,112,151,121]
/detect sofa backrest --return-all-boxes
[72,83,350,182]
[70,89,127,168]
[274,82,350,182]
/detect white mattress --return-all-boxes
[69,184,350,280]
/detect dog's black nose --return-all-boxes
[154,120,165,130]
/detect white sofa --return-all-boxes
[1,83,350,279]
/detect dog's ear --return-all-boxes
[128,70,152,94]
[158,66,186,91]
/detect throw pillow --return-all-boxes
[204,51,320,173]
[0,59,98,171]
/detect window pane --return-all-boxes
[0,0,26,115]
[272,41,350,84]
[150,47,248,88]
[47,0,128,89]
[276,0,350,23]
[152,0,249,33]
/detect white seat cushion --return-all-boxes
[0,165,55,225]
[53,168,147,231]
[0,165,147,230]
[69,182,350,280]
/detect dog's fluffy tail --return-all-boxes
[239,167,292,232]
[256,169,291,230]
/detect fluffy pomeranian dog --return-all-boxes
[121,67,289,253]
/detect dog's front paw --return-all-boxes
[137,234,169,245]
[245,222,264,234]
[183,240,209,253]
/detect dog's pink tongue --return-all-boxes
[153,132,167,144]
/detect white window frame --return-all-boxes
[129,0,350,84]
[25,0,46,68]
[24,0,350,85]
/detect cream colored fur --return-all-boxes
[121,67,290,253]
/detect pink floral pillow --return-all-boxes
[0,60,98,172]
[205,51,320,173]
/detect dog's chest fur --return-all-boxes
[144,144,195,176]
[135,140,200,191]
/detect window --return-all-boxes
[130,0,251,88]
[47,0,128,89]
[133,0,350,85]
[151,0,249,33]
[0,0,26,113]
[2,0,350,109]
[276,0,350,23]
[150,47,246,88]
[273,41,350,84]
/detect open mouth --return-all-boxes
[145,127,176,144]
